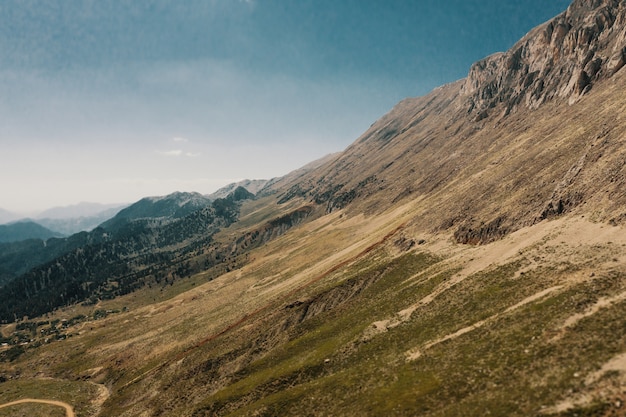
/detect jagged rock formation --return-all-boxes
[461,0,626,117]
[270,0,626,245]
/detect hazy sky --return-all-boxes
[0,0,571,213]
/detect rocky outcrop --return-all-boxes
[453,217,510,245]
[460,0,626,118]
[230,206,315,253]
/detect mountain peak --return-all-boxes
[460,0,626,118]
[100,191,213,231]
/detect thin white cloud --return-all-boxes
[156,149,200,158]
[172,137,188,143]
[157,149,184,157]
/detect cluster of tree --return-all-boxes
[0,310,125,362]
[0,190,252,323]
[0,229,109,286]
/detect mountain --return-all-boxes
[0,187,256,320]
[0,190,248,291]
[0,192,208,289]
[0,229,106,288]
[0,221,63,243]
[37,202,126,220]
[207,179,269,200]
[99,191,213,232]
[273,0,626,242]
[462,0,626,114]
[2,1,626,416]
[33,202,128,235]
[0,208,21,225]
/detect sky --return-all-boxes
[0,0,572,214]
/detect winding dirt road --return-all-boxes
[0,398,75,416]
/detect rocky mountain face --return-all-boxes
[272,0,626,245]
[461,0,626,117]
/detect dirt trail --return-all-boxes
[0,398,75,416]
[550,290,626,342]
[542,352,626,414]
[406,285,563,361]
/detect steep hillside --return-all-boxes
[274,0,626,244]
[1,1,626,416]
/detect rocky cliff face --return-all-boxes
[460,0,626,118]
[271,0,626,245]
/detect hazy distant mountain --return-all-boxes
[0,193,211,289]
[37,202,126,219]
[0,208,21,225]
[0,220,63,243]
[207,179,269,200]
[36,206,126,235]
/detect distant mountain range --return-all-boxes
[0,202,128,238]
[99,192,213,232]
[35,206,127,236]
[0,181,265,296]
[1,181,271,237]
[0,208,22,225]
[0,221,63,243]
[0,186,259,320]
[37,201,126,220]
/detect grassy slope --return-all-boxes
[3,200,624,416]
[0,378,101,417]
[187,234,626,417]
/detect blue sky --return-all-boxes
[0,0,571,213]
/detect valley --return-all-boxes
[1,197,625,416]
[1,0,626,415]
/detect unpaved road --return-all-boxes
[0,398,75,417]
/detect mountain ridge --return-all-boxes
[269,0,626,244]
[2,2,626,416]
[36,202,127,220]
[461,0,626,117]
[99,191,213,232]
[0,220,63,243]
